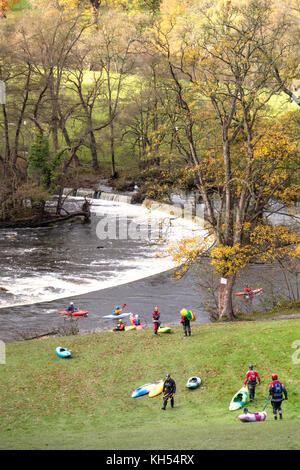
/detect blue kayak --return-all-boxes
[56,347,71,358]
[131,381,161,398]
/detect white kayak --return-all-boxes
[238,410,267,422]
[103,312,132,320]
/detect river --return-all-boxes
[0,196,297,342]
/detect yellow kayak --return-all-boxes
[148,380,164,398]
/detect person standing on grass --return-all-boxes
[269,374,288,420]
[152,306,161,335]
[180,313,191,337]
[161,374,176,410]
[244,364,261,402]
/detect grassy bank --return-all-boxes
[1,319,300,450]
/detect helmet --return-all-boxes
[272,374,278,380]
[249,364,253,370]
[70,302,74,306]
[118,319,123,323]
[135,315,139,318]
[166,374,170,379]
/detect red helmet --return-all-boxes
[272,374,278,380]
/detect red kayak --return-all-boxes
[235,288,263,296]
[58,310,88,316]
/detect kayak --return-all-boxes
[149,380,164,398]
[157,326,171,334]
[125,325,136,331]
[235,288,263,296]
[186,376,202,389]
[229,386,249,411]
[56,347,71,358]
[131,381,162,398]
[103,312,132,320]
[238,410,267,422]
[58,310,88,316]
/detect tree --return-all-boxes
[0,0,19,18]
[152,0,300,319]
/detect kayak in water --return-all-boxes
[235,288,263,296]
[103,312,132,320]
[58,310,88,316]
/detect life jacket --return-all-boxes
[270,381,284,400]
[245,370,260,385]
[153,311,160,321]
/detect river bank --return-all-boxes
[1,318,299,450]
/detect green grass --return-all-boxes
[1,319,300,450]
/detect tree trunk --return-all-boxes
[218,276,236,320]
[90,129,99,170]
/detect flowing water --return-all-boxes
[0,196,297,342]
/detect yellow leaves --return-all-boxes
[210,244,253,277]
[169,222,299,280]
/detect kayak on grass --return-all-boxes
[131,381,163,398]
[56,347,71,358]
[148,380,164,398]
[186,376,202,389]
[238,409,267,422]
[157,326,171,334]
[229,385,249,411]
[125,325,136,331]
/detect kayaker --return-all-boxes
[152,306,161,336]
[113,319,126,331]
[162,374,176,410]
[244,364,261,402]
[268,374,288,420]
[180,314,191,337]
[243,284,253,295]
[113,305,122,316]
[66,302,77,313]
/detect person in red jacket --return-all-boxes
[268,374,288,420]
[152,306,161,335]
[244,364,261,402]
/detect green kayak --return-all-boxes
[158,326,171,334]
[229,385,249,411]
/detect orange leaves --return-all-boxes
[0,0,19,17]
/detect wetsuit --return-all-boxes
[244,369,261,401]
[181,315,191,336]
[269,380,288,419]
[162,378,176,409]
[153,311,161,335]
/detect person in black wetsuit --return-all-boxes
[161,374,176,410]
[180,314,191,337]
[268,374,288,420]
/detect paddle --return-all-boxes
[262,394,271,411]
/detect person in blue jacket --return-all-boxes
[66,302,77,313]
